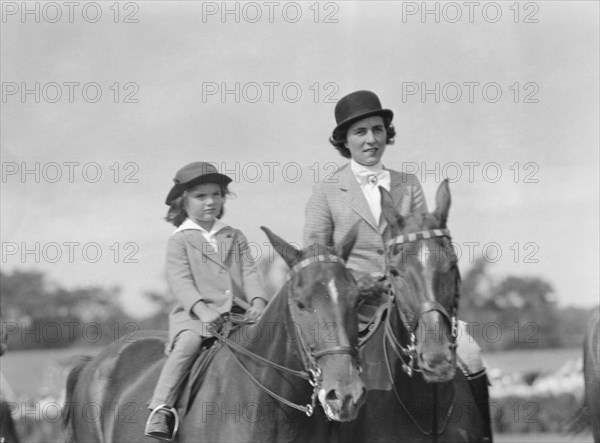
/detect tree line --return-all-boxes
[0,260,595,352]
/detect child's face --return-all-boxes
[184,183,224,224]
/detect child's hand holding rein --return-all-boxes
[192,301,223,328]
[245,298,267,322]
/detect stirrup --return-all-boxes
[145,404,180,441]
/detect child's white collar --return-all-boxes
[173,218,228,235]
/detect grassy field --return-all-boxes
[1,346,103,399]
[484,347,582,374]
[1,345,584,399]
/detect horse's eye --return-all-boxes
[296,301,306,310]
[390,268,399,277]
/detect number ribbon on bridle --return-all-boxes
[386,228,451,249]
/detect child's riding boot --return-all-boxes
[145,405,179,441]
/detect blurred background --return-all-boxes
[1,1,598,442]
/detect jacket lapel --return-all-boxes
[219,228,237,266]
[389,169,404,197]
[340,165,379,231]
[380,170,408,233]
[183,229,226,268]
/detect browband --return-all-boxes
[291,255,346,274]
[386,229,451,248]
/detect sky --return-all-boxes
[1,1,598,318]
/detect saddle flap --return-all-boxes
[176,337,224,415]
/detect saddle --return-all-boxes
[358,298,389,344]
[356,273,391,344]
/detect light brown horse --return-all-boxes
[338,180,488,442]
[64,227,366,442]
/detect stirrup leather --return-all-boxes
[145,404,180,441]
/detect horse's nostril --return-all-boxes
[325,389,339,402]
[422,352,449,368]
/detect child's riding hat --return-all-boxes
[165,162,232,205]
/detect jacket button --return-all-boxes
[219,269,226,275]
[377,249,384,255]
[224,290,231,296]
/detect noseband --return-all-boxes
[385,229,459,376]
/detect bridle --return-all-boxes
[212,254,358,417]
[383,228,460,377]
[380,228,461,438]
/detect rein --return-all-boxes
[212,254,357,417]
[382,293,456,437]
[382,228,459,437]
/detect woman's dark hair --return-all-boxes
[329,117,396,159]
[165,183,231,227]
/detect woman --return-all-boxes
[303,90,492,442]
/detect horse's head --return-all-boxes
[381,180,460,383]
[261,225,366,421]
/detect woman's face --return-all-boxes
[184,183,224,225]
[345,115,387,166]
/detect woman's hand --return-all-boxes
[245,298,267,322]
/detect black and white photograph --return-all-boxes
[1,1,599,442]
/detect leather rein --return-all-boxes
[211,254,357,417]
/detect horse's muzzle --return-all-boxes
[418,352,456,383]
[318,381,367,421]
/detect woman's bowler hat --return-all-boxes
[165,162,232,205]
[332,90,393,137]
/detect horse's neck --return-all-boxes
[240,283,303,372]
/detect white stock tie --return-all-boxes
[356,169,391,225]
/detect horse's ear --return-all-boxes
[380,186,404,235]
[260,226,301,269]
[337,221,359,263]
[433,179,451,228]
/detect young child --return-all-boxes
[145,161,268,440]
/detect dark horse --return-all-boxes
[0,402,20,443]
[584,310,599,442]
[1,334,20,443]
[338,180,488,442]
[64,227,366,442]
